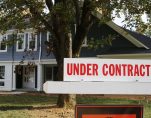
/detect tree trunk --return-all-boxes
[54,33,76,108]
[50,0,93,108]
[56,62,76,108]
[57,94,76,108]
[56,61,76,108]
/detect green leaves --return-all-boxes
[112,0,151,31]
[0,0,46,32]
[88,34,116,49]
[2,33,23,47]
[0,0,151,54]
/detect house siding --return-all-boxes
[0,24,140,62]
[0,31,55,62]
[0,31,56,91]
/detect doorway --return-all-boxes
[16,65,23,89]
[16,65,37,89]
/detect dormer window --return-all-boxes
[16,33,25,51]
[28,32,37,51]
[82,36,88,47]
[47,31,51,42]
[0,35,7,52]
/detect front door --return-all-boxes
[23,66,35,89]
[16,66,23,88]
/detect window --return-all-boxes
[0,66,5,79]
[44,65,58,81]
[0,35,7,52]
[46,32,53,52]
[0,66,5,87]
[16,33,25,51]
[0,82,4,86]
[47,32,51,42]
[28,32,37,51]
[82,36,88,47]
[45,66,52,81]
[74,23,88,47]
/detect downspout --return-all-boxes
[12,37,15,91]
[38,32,42,91]
[39,32,42,63]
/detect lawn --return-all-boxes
[0,93,57,107]
[0,93,151,118]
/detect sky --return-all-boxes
[113,12,148,30]
[113,16,125,27]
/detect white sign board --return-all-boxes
[64,58,151,82]
[43,81,151,95]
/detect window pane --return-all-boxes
[0,35,7,51]
[82,37,87,47]
[0,82,4,86]
[17,34,24,50]
[0,66,5,79]
[18,42,23,49]
[53,67,58,81]
[28,33,37,50]
[2,35,7,40]
[0,73,4,79]
[47,32,51,42]
[45,66,52,81]
[0,42,6,50]
[29,40,35,49]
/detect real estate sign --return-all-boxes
[44,58,151,94]
[75,105,143,118]
[64,58,151,82]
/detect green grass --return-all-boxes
[0,93,57,118]
[77,96,139,104]
[0,94,151,117]
[0,94,57,107]
[0,110,30,118]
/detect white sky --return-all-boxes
[113,12,148,29]
[113,17,125,27]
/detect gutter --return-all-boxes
[39,32,42,63]
[97,53,151,59]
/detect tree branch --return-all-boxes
[24,0,53,32]
[72,0,94,57]
[73,0,80,26]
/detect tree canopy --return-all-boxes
[0,1,151,57]
[0,1,151,47]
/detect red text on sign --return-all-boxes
[67,63,98,76]
[102,64,151,77]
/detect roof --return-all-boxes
[81,10,151,57]
[125,29,151,48]
[99,28,151,55]
[92,10,150,49]
[81,23,151,57]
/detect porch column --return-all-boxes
[37,64,43,91]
